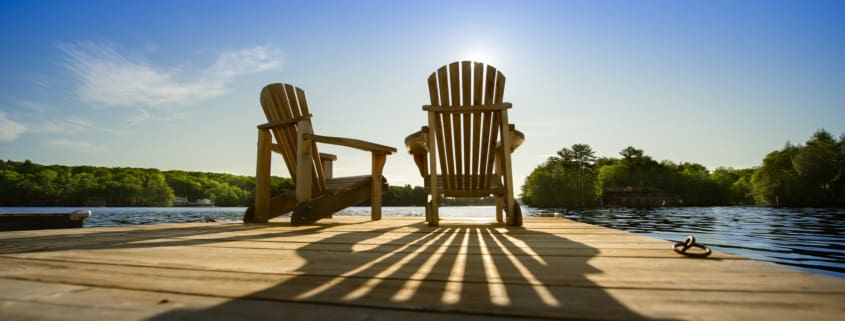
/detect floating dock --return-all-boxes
[0,217,842,320]
[0,210,90,231]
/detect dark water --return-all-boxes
[0,207,248,227]
[556,207,845,279]
[2,206,842,279]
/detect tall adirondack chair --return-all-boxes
[244,83,396,225]
[405,61,525,227]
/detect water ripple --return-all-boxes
[547,206,845,279]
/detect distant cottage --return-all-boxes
[173,196,189,206]
[84,197,107,207]
[173,196,215,207]
[602,187,676,208]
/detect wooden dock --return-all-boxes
[0,210,90,231]
[1,217,842,320]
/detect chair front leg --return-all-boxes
[370,152,388,221]
[254,129,272,223]
[295,122,315,205]
[495,195,504,223]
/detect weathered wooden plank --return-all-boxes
[253,129,273,223]
[306,134,396,153]
[2,252,841,296]
[449,62,464,189]
[371,154,387,221]
[295,119,315,202]
[471,62,484,190]
[0,210,90,231]
[292,178,377,225]
[2,224,840,293]
[0,279,531,321]
[2,217,844,321]
[478,111,493,189]
[261,84,297,179]
[434,66,453,191]
[422,103,512,112]
[461,61,472,190]
[1,258,842,321]
[0,243,812,286]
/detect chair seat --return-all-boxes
[424,175,506,197]
[325,175,386,195]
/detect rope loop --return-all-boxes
[673,235,712,258]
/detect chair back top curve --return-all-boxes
[428,60,505,107]
[426,61,510,195]
[260,83,328,193]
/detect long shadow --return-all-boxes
[0,221,349,255]
[143,220,679,320]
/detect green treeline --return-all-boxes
[0,160,500,207]
[0,160,294,207]
[380,185,496,206]
[381,185,427,206]
[5,130,843,208]
[522,130,845,208]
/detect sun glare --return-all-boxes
[463,49,496,64]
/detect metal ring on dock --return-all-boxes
[673,235,712,258]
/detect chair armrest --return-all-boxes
[496,126,525,153]
[319,153,337,179]
[510,126,525,151]
[404,127,428,154]
[423,102,512,112]
[257,114,312,129]
[304,133,396,154]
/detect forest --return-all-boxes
[3,130,843,208]
[0,161,294,207]
[0,161,470,207]
[521,130,845,208]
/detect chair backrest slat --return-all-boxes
[260,83,327,194]
[448,62,463,189]
[471,62,484,189]
[460,62,471,189]
[427,61,508,192]
[433,66,452,189]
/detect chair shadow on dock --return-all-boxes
[138,220,678,321]
[0,223,334,255]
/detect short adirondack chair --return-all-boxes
[244,83,396,225]
[405,61,525,227]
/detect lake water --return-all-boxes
[558,207,845,279]
[2,206,842,279]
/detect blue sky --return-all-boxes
[1,0,843,188]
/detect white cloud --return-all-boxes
[205,46,282,80]
[36,117,94,134]
[126,108,190,126]
[0,112,27,141]
[13,99,50,113]
[128,109,152,125]
[49,139,105,152]
[59,42,283,109]
[67,117,93,128]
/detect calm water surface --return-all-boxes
[558,207,845,279]
[2,206,842,279]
